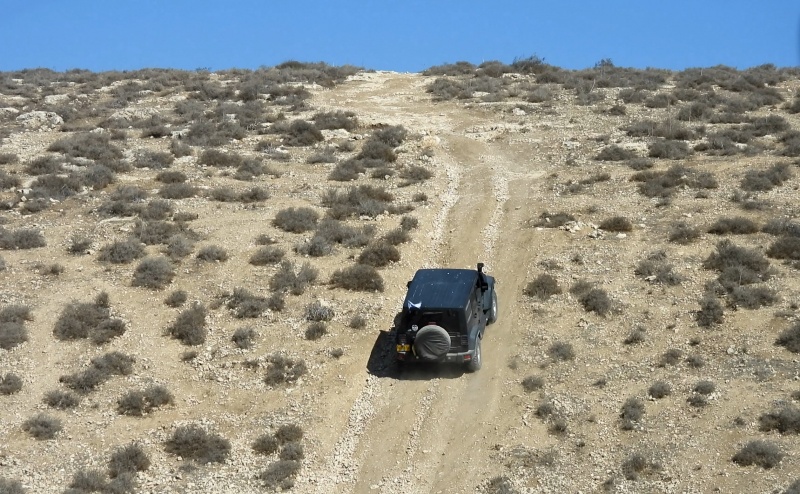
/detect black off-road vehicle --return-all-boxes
[394,263,497,372]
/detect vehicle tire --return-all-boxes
[413,325,450,360]
[487,290,498,325]
[467,337,482,372]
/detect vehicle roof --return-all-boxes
[403,268,478,311]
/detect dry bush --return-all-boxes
[0,228,46,250]
[0,373,23,395]
[620,397,645,430]
[634,252,682,285]
[43,389,80,410]
[0,320,28,350]
[383,228,411,246]
[621,452,662,481]
[521,376,545,392]
[732,440,784,469]
[595,145,636,161]
[134,150,174,170]
[249,246,285,266]
[196,245,228,262]
[269,261,318,295]
[22,413,62,440]
[708,217,760,235]
[117,385,174,416]
[358,242,400,267]
[523,274,562,300]
[548,341,575,361]
[313,110,358,130]
[624,326,646,345]
[304,300,335,322]
[305,321,327,340]
[98,238,145,264]
[330,264,384,292]
[577,287,611,316]
[164,235,194,260]
[48,132,123,161]
[758,403,800,433]
[0,478,24,494]
[321,185,397,219]
[156,170,187,184]
[273,207,319,233]
[648,381,671,399]
[226,288,270,318]
[159,182,197,199]
[600,216,633,232]
[740,163,793,192]
[165,302,207,345]
[259,460,301,490]
[283,119,323,146]
[132,257,175,289]
[164,425,231,464]
[264,354,308,386]
[314,218,375,248]
[400,165,433,186]
[108,443,150,478]
[776,323,800,353]
[767,236,800,260]
[253,434,280,455]
[534,211,575,228]
[349,315,367,329]
[164,290,188,308]
[232,327,257,349]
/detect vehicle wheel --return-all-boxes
[413,325,450,360]
[487,290,498,325]
[467,337,482,372]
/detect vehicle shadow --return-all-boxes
[366,329,466,381]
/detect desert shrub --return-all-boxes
[22,413,62,440]
[0,228,46,250]
[358,242,400,267]
[108,443,150,478]
[0,477,24,494]
[741,163,792,192]
[304,300,335,322]
[730,285,778,309]
[117,385,174,416]
[595,145,636,161]
[294,235,334,257]
[0,170,21,190]
[577,288,611,316]
[196,245,228,262]
[133,220,184,246]
[280,441,304,461]
[307,148,337,164]
[0,373,23,395]
[273,207,319,233]
[26,156,64,175]
[313,110,358,130]
[599,216,633,232]
[382,229,411,248]
[164,425,230,464]
[634,253,682,285]
[523,274,562,300]
[358,139,396,162]
[708,217,759,235]
[43,389,80,409]
[264,354,308,385]
[170,139,192,157]
[305,321,327,340]
[648,139,690,159]
[620,397,645,430]
[703,240,769,274]
[60,351,135,394]
[132,257,175,289]
[164,290,188,308]
[763,219,800,238]
[349,315,367,329]
[281,119,322,147]
[535,400,556,419]
[159,182,197,199]
[249,246,285,266]
[164,235,194,260]
[134,150,174,170]
[0,152,18,164]
[732,440,784,469]
[226,288,270,318]
[0,321,27,350]
[155,170,187,184]
[259,460,301,490]
[759,403,800,434]
[767,236,800,260]
[330,264,384,292]
[139,199,174,221]
[269,261,318,295]
[97,239,145,264]
[67,468,108,492]
[658,348,683,367]
[274,423,304,444]
[232,327,257,349]
[648,381,671,399]
[693,380,715,395]
[548,341,575,361]
[534,211,575,228]
[400,165,433,186]
[623,326,646,345]
[173,212,198,222]
[48,132,122,161]
[165,302,206,345]
[776,323,800,353]
[521,376,545,392]
[621,452,662,481]
[253,434,280,455]
[686,354,705,368]
[239,186,270,202]
[208,187,237,202]
[321,185,395,219]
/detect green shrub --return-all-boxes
[0,373,23,395]
[732,440,784,469]
[108,443,151,478]
[273,207,319,233]
[98,239,145,264]
[164,425,231,464]
[165,302,207,345]
[132,257,175,289]
[43,389,80,409]
[22,413,62,440]
[330,264,384,292]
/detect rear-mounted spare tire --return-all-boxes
[413,325,450,360]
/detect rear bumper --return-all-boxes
[396,348,475,364]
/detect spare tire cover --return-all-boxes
[413,325,451,360]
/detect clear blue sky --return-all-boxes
[1,1,798,73]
